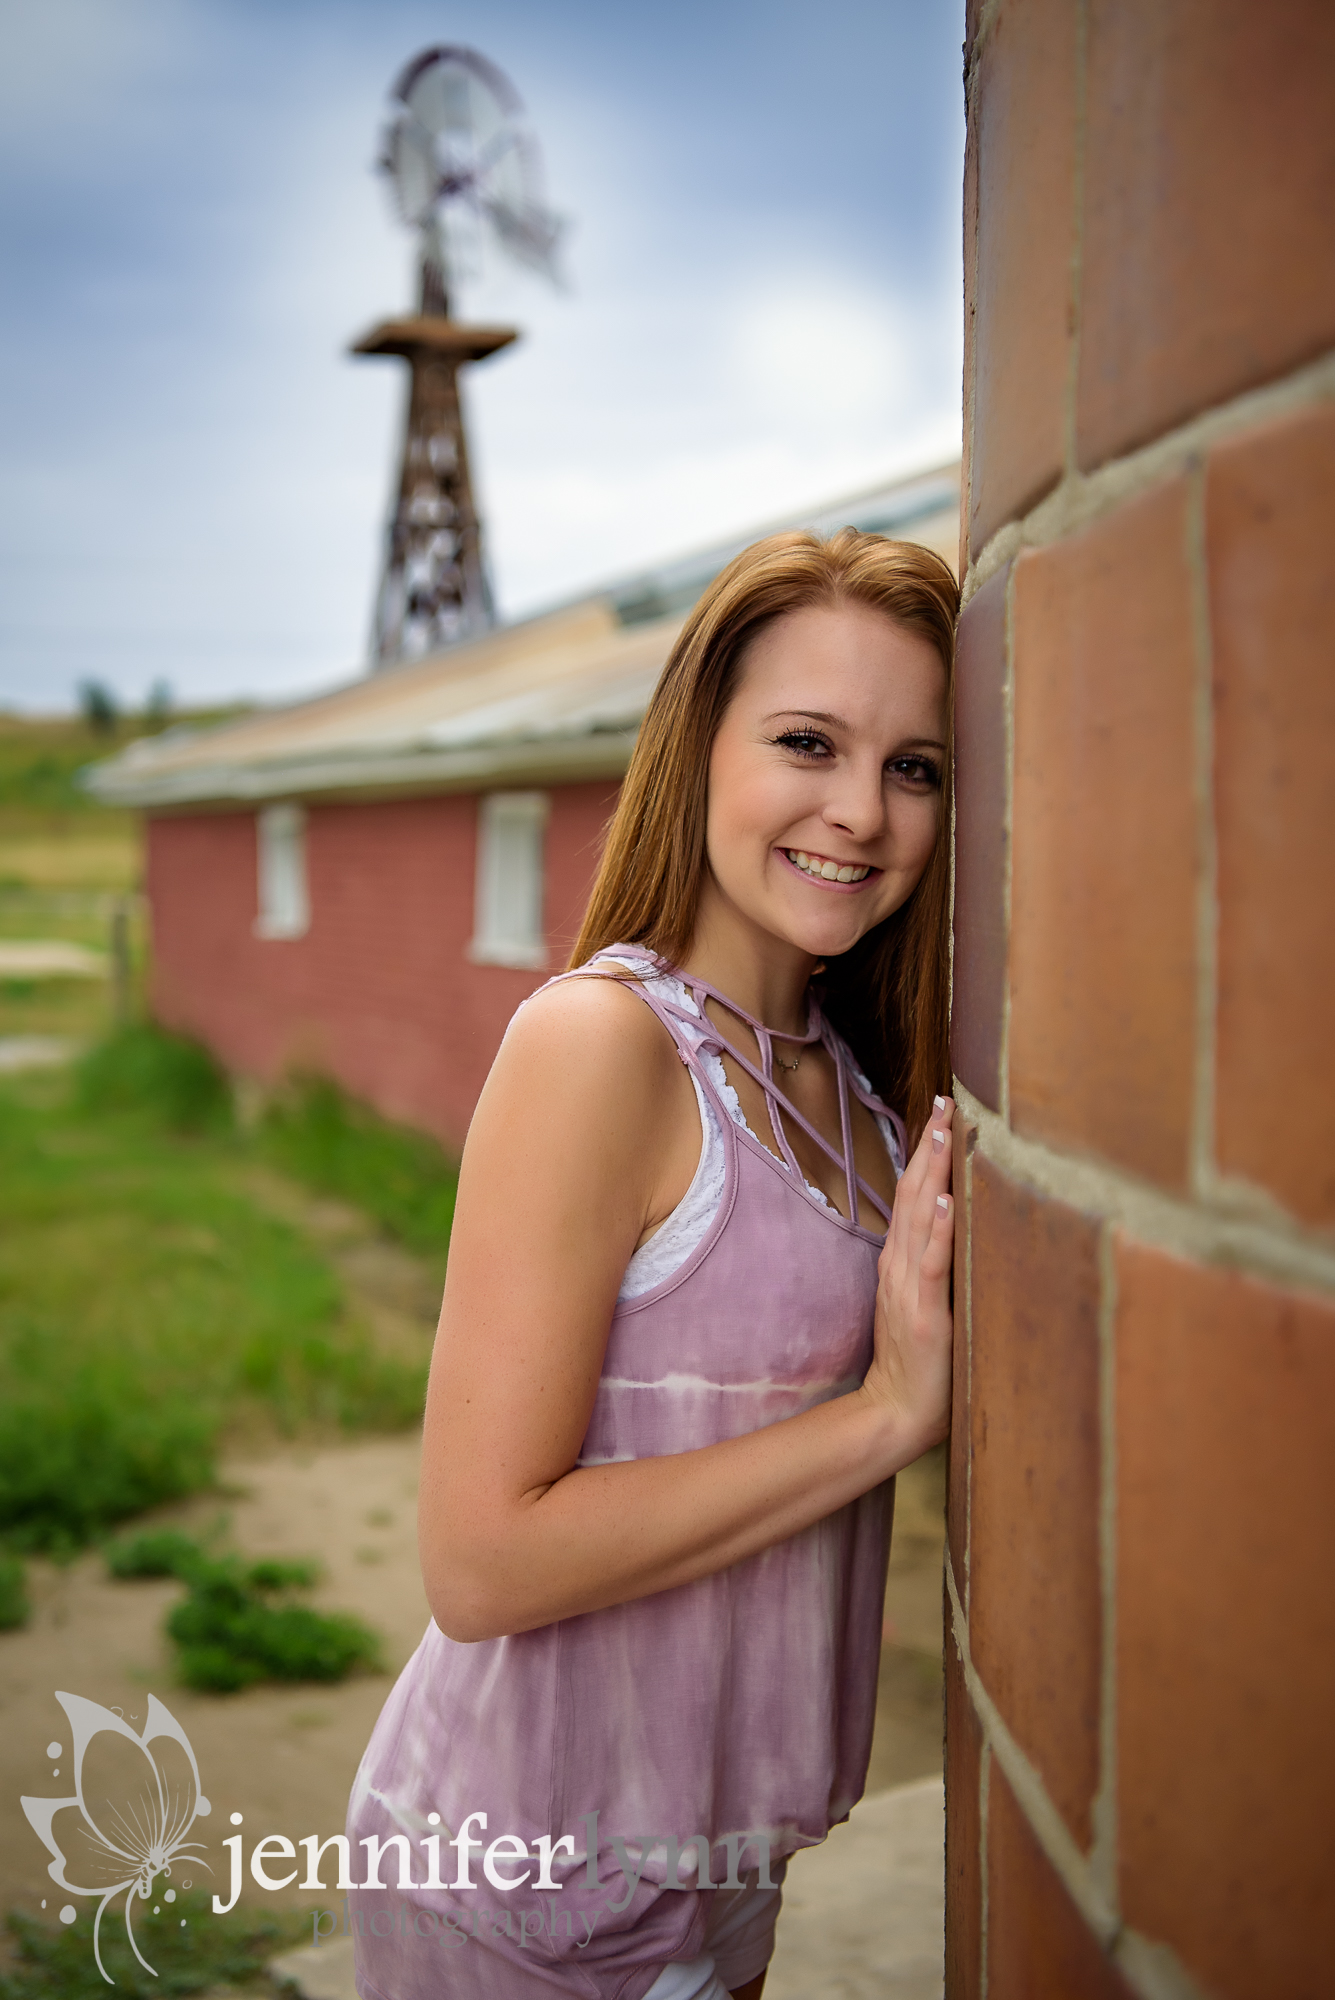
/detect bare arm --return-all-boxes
[418,976,954,1642]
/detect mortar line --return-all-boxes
[953,1081,1335,1296]
[946,1412,1214,2000]
[963,346,1335,605]
[1063,0,1089,475]
[1113,1929,1217,2000]
[1091,1222,1120,1910]
[1185,461,1220,1204]
[946,1552,1119,1945]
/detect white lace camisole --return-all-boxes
[609,952,905,1301]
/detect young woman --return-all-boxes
[347,528,958,2000]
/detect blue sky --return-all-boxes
[0,0,965,711]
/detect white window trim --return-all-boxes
[468,790,549,970]
[254,802,310,940]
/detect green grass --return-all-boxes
[0,1891,302,1999]
[0,1032,434,1554]
[77,1024,233,1133]
[0,708,247,822]
[103,1531,382,1693]
[260,1074,458,1259]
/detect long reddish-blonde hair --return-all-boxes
[570,527,958,1145]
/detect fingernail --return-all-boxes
[937,1195,950,1212]
[932,1128,946,1152]
[933,1095,947,1110]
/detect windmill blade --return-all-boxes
[383,113,442,226]
[480,193,564,282]
[378,45,565,299]
[396,46,520,138]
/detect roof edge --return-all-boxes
[86,728,641,810]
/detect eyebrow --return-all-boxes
[764,709,947,751]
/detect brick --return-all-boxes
[947,1114,978,1598]
[967,0,1077,552]
[987,1766,1135,2000]
[1208,406,1335,1227]
[951,566,1008,1107]
[1009,481,1197,1188]
[146,780,619,1152]
[968,1158,1102,1850]
[1116,1241,1335,2000]
[1077,0,1335,469]
[944,1635,982,2000]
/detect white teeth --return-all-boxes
[786,849,870,883]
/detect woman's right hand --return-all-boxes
[861,1095,955,1453]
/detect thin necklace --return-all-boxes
[774,1051,801,1073]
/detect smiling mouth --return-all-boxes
[784,848,873,884]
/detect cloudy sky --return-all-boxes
[0,0,965,711]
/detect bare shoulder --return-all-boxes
[494,966,679,1096]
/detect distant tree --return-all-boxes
[146,678,173,728]
[78,679,119,735]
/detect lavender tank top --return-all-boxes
[346,948,903,2000]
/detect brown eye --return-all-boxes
[774,730,832,760]
[888,757,941,788]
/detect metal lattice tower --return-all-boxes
[354,47,562,671]
[353,266,516,666]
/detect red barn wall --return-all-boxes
[145,780,619,1153]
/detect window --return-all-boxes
[469,791,549,969]
[254,803,310,939]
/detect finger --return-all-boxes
[904,1120,954,1267]
[888,1096,952,1252]
[917,1193,954,1288]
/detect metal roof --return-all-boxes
[85,459,959,811]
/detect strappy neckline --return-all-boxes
[605,945,902,1231]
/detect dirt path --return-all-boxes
[0,1169,944,1922]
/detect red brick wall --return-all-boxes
[949,5,1335,1996]
[146,780,619,1152]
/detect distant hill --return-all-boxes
[0,709,250,826]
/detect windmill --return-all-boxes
[354,48,563,669]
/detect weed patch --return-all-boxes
[76,1025,232,1135]
[0,1890,301,1999]
[0,1074,428,1551]
[261,1074,457,1259]
[104,1532,382,1693]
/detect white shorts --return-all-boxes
[641,1861,788,2000]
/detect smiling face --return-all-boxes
[699,598,947,965]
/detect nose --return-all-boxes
[820,754,887,846]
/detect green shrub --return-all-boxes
[0,1082,427,1550]
[106,1533,382,1693]
[0,1554,28,1630]
[262,1073,457,1257]
[0,1382,214,1553]
[0,1890,301,1999]
[167,1561,381,1692]
[76,1025,232,1135]
[103,1527,211,1579]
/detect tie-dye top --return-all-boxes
[347,948,904,2000]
